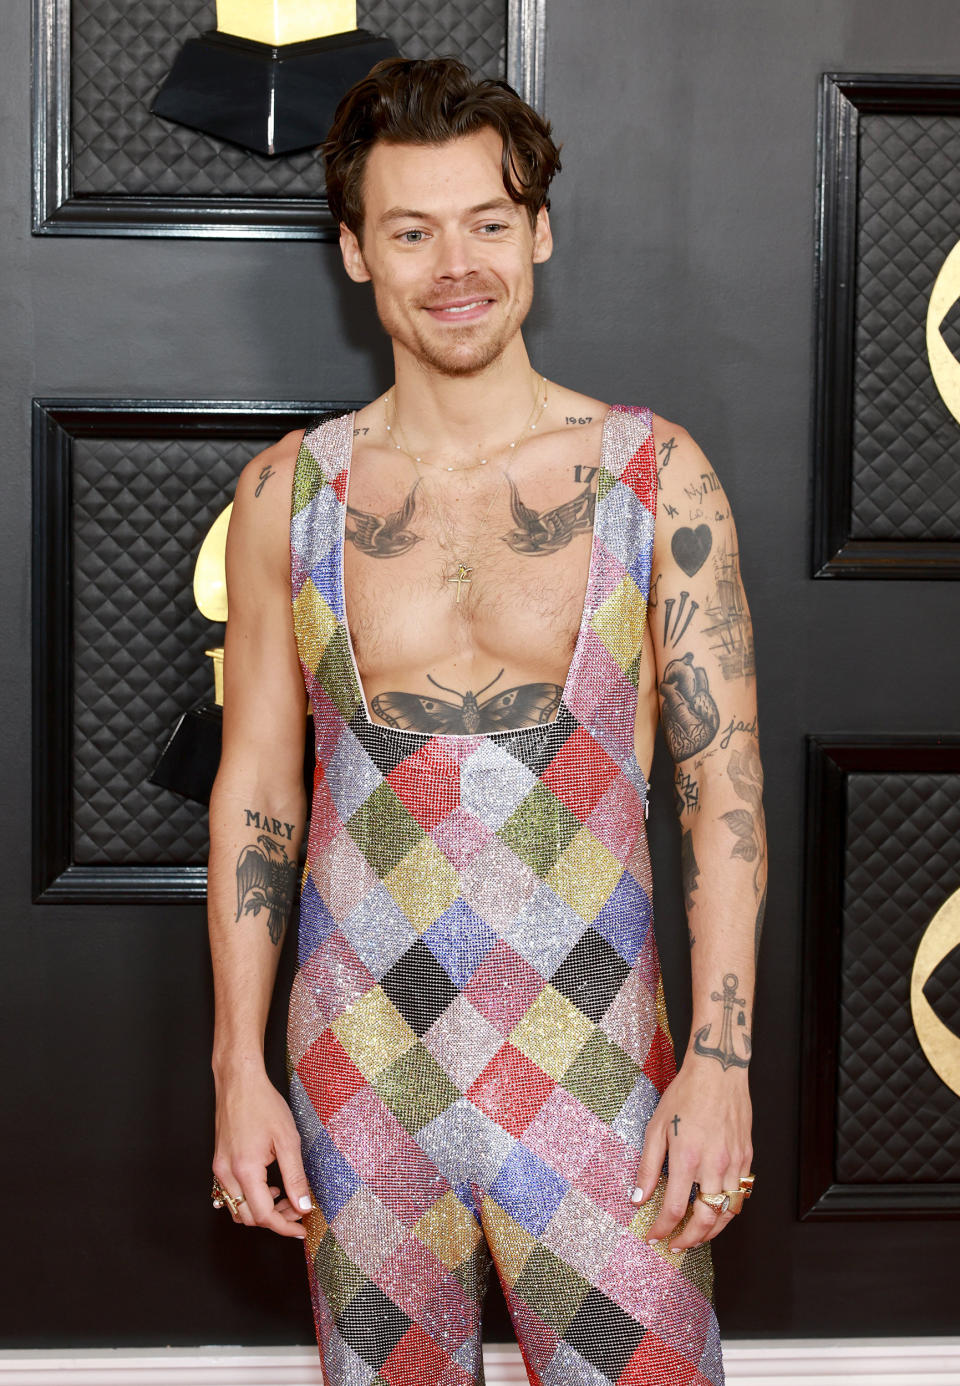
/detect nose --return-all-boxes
[433,227,478,283]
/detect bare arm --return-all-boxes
[633,419,765,1251]
[208,429,313,1238]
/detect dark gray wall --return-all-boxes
[4,0,959,1348]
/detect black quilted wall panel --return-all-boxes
[71,0,507,200]
[72,436,256,864]
[850,114,960,540]
[836,771,960,1182]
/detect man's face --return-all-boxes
[339,127,553,377]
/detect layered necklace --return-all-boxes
[384,374,548,602]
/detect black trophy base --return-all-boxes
[151,28,399,156]
[150,702,315,807]
[149,703,226,806]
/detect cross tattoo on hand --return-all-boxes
[671,1113,681,1136]
[447,564,473,603]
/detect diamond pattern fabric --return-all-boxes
[71,0,506,200]
[72,435,250,863]
[288,410,724,1386]
[849,114,960,540]
[836,772,960,1183]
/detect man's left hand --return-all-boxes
[630,1056,753,1252]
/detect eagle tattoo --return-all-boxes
[235,834,296,945]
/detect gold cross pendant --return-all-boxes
[447,564,473,603]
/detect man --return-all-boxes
[208,56,764,1386]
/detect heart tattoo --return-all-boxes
[672,524,712,576]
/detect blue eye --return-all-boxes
[399,230,425,244]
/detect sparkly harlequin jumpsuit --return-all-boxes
[287,407,725,1386]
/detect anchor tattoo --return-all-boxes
[693,972,751,1070]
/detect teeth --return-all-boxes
[438,302,486,313]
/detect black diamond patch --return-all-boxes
[335,1281,411,1370]
[563,1286,646,1377]
[550,928,631,1023]
[494,702,579,778]
[348,707,429,778]
[534,702,580,767]
[379,938,460,1036]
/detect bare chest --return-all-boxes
[342,461,598,687]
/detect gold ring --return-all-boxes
[695,1189,731,1214]
[739,1172,756,1198]
[695,1188,746,1216]
[211,1178,245,1217]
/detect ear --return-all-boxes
[340,224,371,284]
[532,206,553,265]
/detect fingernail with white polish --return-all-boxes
[629,1187,644,1204]
[298,1195,313,1211]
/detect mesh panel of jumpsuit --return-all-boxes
[286,406,725,1386]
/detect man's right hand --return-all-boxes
[212,1064,315,1238]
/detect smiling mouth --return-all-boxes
[424,298,495,319]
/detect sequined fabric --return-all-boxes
[288,408,724,1386]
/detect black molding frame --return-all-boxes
[32,0,547,240]
[31,397,362,905]
[813,73,960,579]
[800,734,960,1219]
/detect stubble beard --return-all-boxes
[373,278,533,379]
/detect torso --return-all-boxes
[277,385,659,781]
[339,384,659,778]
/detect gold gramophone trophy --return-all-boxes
[149,503,234,804]
[150,500,314,805]
[151,0,398,156]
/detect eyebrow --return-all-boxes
[377,198,519,226]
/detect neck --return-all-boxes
[390,335,539,462]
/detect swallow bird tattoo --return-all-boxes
[346,482,423,557]
[502,478,596,555]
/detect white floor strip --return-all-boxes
[0,1340,958,1385]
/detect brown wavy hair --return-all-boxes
[324,57,562,238]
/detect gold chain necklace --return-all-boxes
[383,376,548,602]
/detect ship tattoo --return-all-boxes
[702,543,755,681]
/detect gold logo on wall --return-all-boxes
[926,239,960,428]
[910,886,960,1099]
[194,503,233,705]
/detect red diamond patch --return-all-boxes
[297,1029,365,1123]
[540,726,621,821]
[330,468,348,503]
[642,1026,677,1093]
[467,1043,555,1136]
[619,434,656,510]
[387,740,459,831]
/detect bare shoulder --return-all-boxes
[646,412,738,553]
[648,411,717,486]
[234,426,304,509]
[228,427,305,577]
[548,382,608,429]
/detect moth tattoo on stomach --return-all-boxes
[370,668,562,734]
